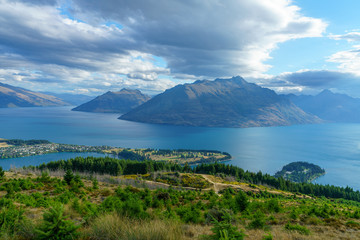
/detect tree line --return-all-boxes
[28,156,360,202]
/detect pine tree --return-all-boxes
[0,166,4,179]
[92,177,99,190]
[64,169,74,185]
[35,204,79,240]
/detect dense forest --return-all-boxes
[29,157,360,202]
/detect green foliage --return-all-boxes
[176,205,203,224]
[204,211,245,240]
[3,158,360,239]
[92,177,99,190]
[39,171,52,183]
[266,199,281,213]
[0,166,4,179]
[345,220,360,229]
[274,161,325,183]
[180,174,210,189]
[118,149,146,161]
[284,222,310,235]
[194,162,360,202]
[0,206,24,235]
[235,190,248,212]
[63,169,74,185]
[35,204,79,240]
[289,208,299,220]
[262,232,273,240]
[248,211,266,230]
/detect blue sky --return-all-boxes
[267,0,360,74]
[1,0,360,97]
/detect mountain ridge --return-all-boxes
[287,89,360,122]
[0,82,68,108]
[120,76,321,128]
[72,88,150,113]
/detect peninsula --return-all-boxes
[274,161,325,183]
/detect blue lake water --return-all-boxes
[1,106,360,190]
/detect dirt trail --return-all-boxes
[200,174,259,194]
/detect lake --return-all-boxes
[1,106,360,190]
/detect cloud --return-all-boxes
[259,69,360,97]
[327,46,360,75]
[330,32,360,42]
[327,32,360,76]
[71,0,326,78]
[0,0,326,94]
[273,70,357,87]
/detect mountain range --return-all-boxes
[0,82,68,108]
[72,88,150,113]
[286,89,360,122]
[120,76,321,128]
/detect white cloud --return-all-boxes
[328,46,360,75]
[257,69,360,97]
[330,32,360,42]
[71,0,326,78]
[0,0,326,94]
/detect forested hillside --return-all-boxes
[1,158,360,239]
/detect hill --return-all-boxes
[287,90,360,122]
[120,76,321,128]
[72,88,150,113]
[0,82,68,107]
[2,158,360,239]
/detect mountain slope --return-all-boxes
[120,76,320,128]
[72,88,150,113]
[0,82,68,107]
[288,90,360,122]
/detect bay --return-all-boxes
[1,106,360,190]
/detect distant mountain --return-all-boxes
[287,90,360,122]
[0,82,68,108]
[120,76,321,128]
[72,88,151,113]
[42,92,93,105]
[288,90,360,122]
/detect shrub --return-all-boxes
[284,223,310,235]
[262,233,273,240]
[248,211,266,230]
[266,199,281,213]
[0,206,24,235]
[176,205,203,224]
[235,191,248,212]
[345,220,360,229]
[14,219,38,240]
[289,208,298,220]
[92,177,99,190]
[35,204,79,240]
[0,166,4,179]
[204,211,245,240]
[121,198,148,219]
[64,169,74,185]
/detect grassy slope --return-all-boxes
[1,169,360,240]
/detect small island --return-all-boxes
[274,161,325,183]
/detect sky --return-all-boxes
[1,0,360,97]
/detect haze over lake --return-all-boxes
[1,106,360,190]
